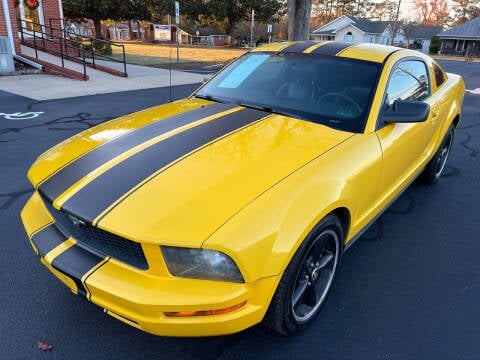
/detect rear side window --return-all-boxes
[385,60,430,106]
[433,62,446,87]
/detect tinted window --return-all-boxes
[385,60,430,106]
[433,62,446,87]
[196,53,381,133]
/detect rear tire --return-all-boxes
[422,124,455,185]
[263,214,343,335]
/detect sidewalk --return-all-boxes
[432,54,480,63]
[0,46,206,101]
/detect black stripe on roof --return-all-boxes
[51,244,105,296]
[309,42,355,56]
[39,102,235,202]
[281,41,318,53]
[61,107,269,224]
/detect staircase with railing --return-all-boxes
[18,19,128,80]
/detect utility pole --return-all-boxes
[390,0,401,46]
[250,9,255,47]
[175,1,179,63]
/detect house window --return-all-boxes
[344,32,354,42]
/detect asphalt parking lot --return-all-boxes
[1,60,479,359]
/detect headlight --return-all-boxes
[161,246,244,283]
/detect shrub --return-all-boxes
[429,36,441,54]
[84,40,113,56]
[93,40,112,55]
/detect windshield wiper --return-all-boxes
[237,101,274,113]
[237,101,297,118]
[194,94,227,103]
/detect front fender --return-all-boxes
[203,133,382,282]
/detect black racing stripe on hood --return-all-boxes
[61,107,270,224]
[51,244,105,296]
[309,42,355,56]
[280,41,318,53]
[39,102,235,202]
[31,224,68,257]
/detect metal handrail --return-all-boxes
[19,19,86,79]
[19,19,127,78]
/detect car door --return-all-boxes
[374,59,437,209]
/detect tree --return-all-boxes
[173,0,282,36]
[333,0,375,17]
[311,0,336,25]
[451,0,480,25]
[412,0,450,25]
[63,0,152,39]
[400,21,418,48]
[288,0,312,40]
[371,0,399,21]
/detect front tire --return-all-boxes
[422,124,455,185]
[263,214,343,335]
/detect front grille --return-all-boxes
[41,195,148,270]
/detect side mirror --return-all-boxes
[382,100,430,123]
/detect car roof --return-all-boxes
[252,41,402,63]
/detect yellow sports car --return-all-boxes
[21,42,465,336]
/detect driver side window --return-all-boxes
[385,60,430,107]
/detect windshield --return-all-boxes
[195,52,381,133]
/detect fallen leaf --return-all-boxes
[37,341,53,351]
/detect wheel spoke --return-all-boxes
[311,235,328,261]
[316,251,334,270]
[314,269,332,298]
[303,282,318,307]
[292,279,308,308]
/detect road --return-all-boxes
[1,60,479,359]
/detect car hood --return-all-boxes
[30,99,353,247]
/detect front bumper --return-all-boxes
[21,192,280,336]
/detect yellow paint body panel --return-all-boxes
[54,105,243,210]
[99,116,353,248]
[21,193,280,336]
[250,41,294,52]
[21,43,465,336]
[338,43,395,63]
[27,98,210,188]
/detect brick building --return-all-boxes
[1,0,63,57]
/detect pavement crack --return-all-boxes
[0,113,112,142]
[0,189,33,210]
[459,132,479,157]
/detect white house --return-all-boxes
[310,15,391,45]
[310,16,442,54]
[395,25,442,53]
